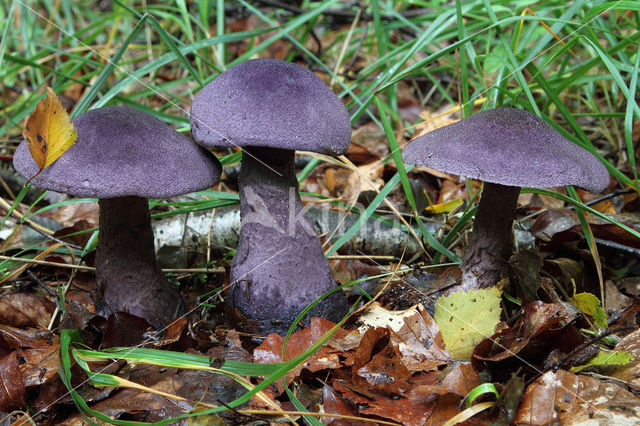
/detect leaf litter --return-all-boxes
[3,15,640,425]
[3,147,640,424]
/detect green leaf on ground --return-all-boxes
[571,292,607,329]
[570,350,633,373]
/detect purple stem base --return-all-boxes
[460,183,520,290]
[227,147,347,335]
[96,196,182,328]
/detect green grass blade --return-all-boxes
[522,188,640,240]
[567,186,603,303]
[624,42,640,193]
[325,170,406,256]
[72,14,148,116]
[374,97,460,262]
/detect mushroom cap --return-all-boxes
[190,58,351,156]
[402,108,609,193]
[14,106,222,198]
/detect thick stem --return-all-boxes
[228,147,347,335]
[96,196,182,327]
[460,183,520,290]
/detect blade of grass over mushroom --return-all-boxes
[624,43,640,193]
[374,97,460,263]
[567,186,604,303]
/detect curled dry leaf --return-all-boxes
[472,301,580,372]
[359,302,450,372]
[353,327,413,394]
[254,317,359,394]
[322,385,357,425]
[0,325,54,349]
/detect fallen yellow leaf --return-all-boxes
[435,287,502,360]
[23,87,77,178]
[424,198,463,214]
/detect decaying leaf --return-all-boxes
[0,352,26,411]
[23,87,77,177]
[359,302,451,372]
[0,293,56,329]
[435,287,502,360]
[515,369,640,424]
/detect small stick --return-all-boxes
[0,255,224,274]
[328,254,395,260]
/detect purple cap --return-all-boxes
[190,58,351,156]
[14,106,221,198]
[402,108,609,193]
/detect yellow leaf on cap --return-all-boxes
[23,87,77,177]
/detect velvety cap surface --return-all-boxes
[402,108,609,193]
[14,106,222,198]
[190,58,351,155]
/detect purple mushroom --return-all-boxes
[190,58,351,334]
[403,108,610,291]
[13,106,222,327]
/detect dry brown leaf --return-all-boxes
[327,161,384,204]
[0,293,56,329]
[0,325,54,349]
[358,303,450,373]
[353,327,413,394]
[254,318,358,394]
[515,369,640,424]
[333,379,437,426]
[0,352,26,411]
[19,343,59,386]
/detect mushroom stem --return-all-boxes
[96,196,182,327]
[228,147,347,335]
[460,183,520,290]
